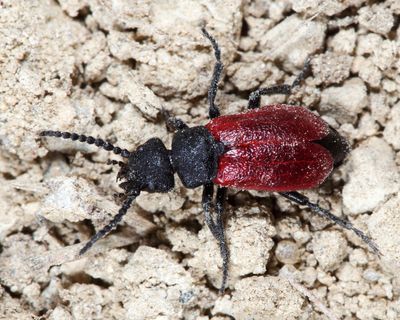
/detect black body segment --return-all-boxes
[125,138,174,192]
[315,126,350,167]
[171,126,224,188]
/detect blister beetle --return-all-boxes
[40,28,379,292]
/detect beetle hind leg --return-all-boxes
[215,187,229,293]
[202,184,229,293]
[279,191,381,255]
[201,28,224,119]
[247,57,311,109]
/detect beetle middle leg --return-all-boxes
[202,183,229,292]
[202,28,224,119]
[279,191,381,255]
[247,57,311,109]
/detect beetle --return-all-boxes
[40,28,379,292]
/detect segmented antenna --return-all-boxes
[40,130,131,158]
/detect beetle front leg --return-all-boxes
[279,191,381,255]
[247,57,311,109]
[161,108,188,132]
[79,191,139,255]
[202,184,230,293]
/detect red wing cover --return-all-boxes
[205,105,334,191]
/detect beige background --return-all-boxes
[0,0,400,319]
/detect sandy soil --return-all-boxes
[0,0,400,319]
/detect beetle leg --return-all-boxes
[247,57,311,109]
[202,28,224,119]
[202,183,219,237]
[40,130,131,158]
[215,187,229,293]
[79,191,139,255]
[202,184,230,292]
[161,108,188,132]
[279,191,381,255]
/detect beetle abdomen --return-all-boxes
[205,105,345,191]
[315,126,350,168]
[213,141,333,191]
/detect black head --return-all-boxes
[119,138,175,193]
[39,130,175,256]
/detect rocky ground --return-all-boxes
[0,0,399,319]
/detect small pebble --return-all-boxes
[275,240,300,264]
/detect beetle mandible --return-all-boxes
[40,28,379,292]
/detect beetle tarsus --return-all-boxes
[248,85,292,109]
[40,130,131,158]
[247,57,312,109]
[202,28,223,119]
[279,191,381,255]
[291,56,311,89]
